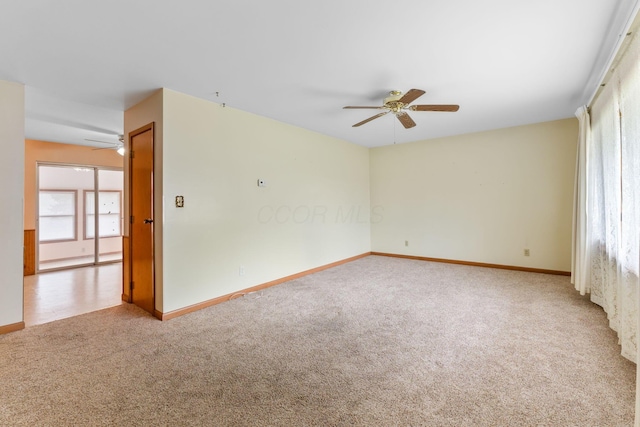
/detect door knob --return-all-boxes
[144,218,153,224]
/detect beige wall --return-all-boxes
[125,89,372,314]
[0,81,25,328]
[370,118,578,272]
[161,89,371,312]
[24,139,123,230]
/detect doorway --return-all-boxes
[37,164,124,272]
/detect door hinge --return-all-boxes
[130,281,134,291]
[130,150,135,159]
[130,215,134,224]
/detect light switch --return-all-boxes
[175,196,184,208]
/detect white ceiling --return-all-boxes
[1,1,639,148]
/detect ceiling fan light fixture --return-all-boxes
[117,147,125,156]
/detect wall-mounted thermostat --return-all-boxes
[175,195,184,208]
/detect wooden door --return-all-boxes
[129,124,155,314]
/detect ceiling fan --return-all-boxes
[344,89,459,128]
[87,135,125,156]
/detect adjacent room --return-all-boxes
[22,139,124,326]
[1,1,639,425]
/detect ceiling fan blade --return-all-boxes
[396,112,416,129]
[343,106,385,109]
[85,138,119,145]
[353,111,389,127]
[410,104,460,112]
[398,89,426,105]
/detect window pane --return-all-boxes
[40,216,75,241]
[39,190,76,242]
[39,191,75,216]
[85,191,122,239]
[98,192,120,214]
[86,214,121,238]
[99,214,121,237]
[86,214,95,239]
[86,192,95,215]
[86,191,121,215]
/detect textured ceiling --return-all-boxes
[1,1,639,148]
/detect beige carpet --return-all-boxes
[0,256,635,426]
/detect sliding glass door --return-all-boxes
[37,164,123,271]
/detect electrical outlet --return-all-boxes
[524,249,530,256]
[175,195,184,208]
[405,240,409,247]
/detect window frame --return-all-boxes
[38,189,78,244]
[83,189,123,240]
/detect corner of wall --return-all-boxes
[0,80,26,328]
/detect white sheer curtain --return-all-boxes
[578,31,640,363]
[616,36,640,427]
[589,81,625,346]
[571,106,590,295]
[617,32,640,364]
[576,31,640,427]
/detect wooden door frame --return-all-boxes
[124,123,155,312]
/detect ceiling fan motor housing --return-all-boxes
[384,91,405,113]
[384,90,403,105]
